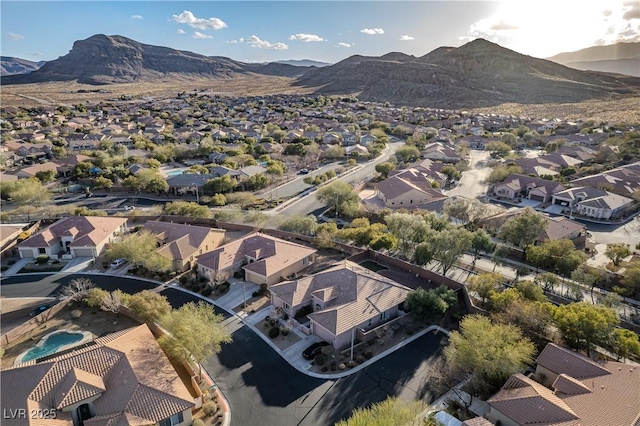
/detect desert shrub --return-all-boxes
[52,260,60,264]
[193,419,205,426]
[269,327,280,338]
[71,309,82,318]
[338,363,346,370]
[364,350,373,359]
[202,287,213,297]
[356,355,366,364]
[314,353,327,365]
[321,366,329,372]
[179,275,188,285]
[280,326,290,336]
[347,360,356,368]
[202,401,218,417]
[36,255,50,264]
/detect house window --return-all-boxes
[283,302,289,310]
[38,248,46,254]
[410,199,413,204]
[159,412,184,426]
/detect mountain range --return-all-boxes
[1,56,47,77]
[3,34,640,108]
[547,42,640,77]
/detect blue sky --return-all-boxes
[2,1,639,63]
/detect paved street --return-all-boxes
[259,161,340,200]
[2,273,449,426]
[445,150,491,199]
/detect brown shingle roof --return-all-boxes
[1,325,194,426]
[536,343,610,379]
[18,216,127,249]
[197,232,316,278]
[271,261,411,336]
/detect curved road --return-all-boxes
[1,273,447,426]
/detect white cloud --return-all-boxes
[461,0,640,57]
[289,33,325,42]
[177,29,186,35]
[172,10,227,30]
[399,35,415,41]
[193,31,213,39]
[360,28,384,35]
[8,32,24,40]
[246,35,288,50]
[131,15,143,20]
[336,42,353,48]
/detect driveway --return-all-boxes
[2,274,450,426]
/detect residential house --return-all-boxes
[570,161,640,198]
[486,343,639,426]
[492,174,565,203]
[359,133,377,146]
[0,223,27,259]
[167,173,214,194]
[1,325,195,426]
[15,161,62,179]
[420,142,461,163]
[322,133,341,145]
[17,216,127,259]
[269,261,411,350]
[208,152,229,164]
[375,169,447,208]
[551,187,634,220]
[346,145,369,157]
[144,220,226,271]
[197,232,317,286]
[537,216,587,247]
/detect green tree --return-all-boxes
[105,230,171,272]
[605,243,631,267]
[335,397,427,426]
[241,174,270,191]
[433,227,473,275]
[526,239,587,276]
[498,208,547,249]
[487,165,524,184]
[471,229,495,255]
[534,272,559,292]
[443,198,488,227]
[374,161,395,178]
[395,145,420,163]
[225,192,257,208]
[610,328,640,361]
[467,273,504,305]
[211,193,227,206]
[444,315,535,384]
[514,280,546,302]
[127,290,172,324]
[93,176,113,190]
[486,141,512,157]
[405,286,457,321]
[440,164,461,181]
[571,265,599,303]
[501,133,517,147]
[369,233,398,251]
[316,181,360,217]
[385,212,434,259]
[159,301,232,379]
[35,169,56,183]
[278,215,318,235]
[4,178,51,207]
[621,262,640,293]
[553,302,618,356]
[203,175,237,194]
[164,201,212,218]
[85,288,109,308]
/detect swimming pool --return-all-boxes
[15,330,92,364]
[167,170,184,177]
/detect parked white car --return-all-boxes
[110,258,126,269]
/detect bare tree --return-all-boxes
[59,278,95,302]
[100,290,126,315]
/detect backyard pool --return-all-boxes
[15,330,92,364]
[167,170,185,177]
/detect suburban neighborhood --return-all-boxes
[1,90,640,426]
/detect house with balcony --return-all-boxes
[269,261,411,350]
[16,216,127,259]
[197,233,317,285]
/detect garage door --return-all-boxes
[72,248,94,257]
[530,195,545,202]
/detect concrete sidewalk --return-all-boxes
[1,258,31,276]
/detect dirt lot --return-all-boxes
[1,302,140,369]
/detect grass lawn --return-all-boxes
[359,260,389,272]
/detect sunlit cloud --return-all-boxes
[131,15,143,20]
[193,31,212,39]
[399,35,415,41]
[177,29,186,35]
[8,32,24,40]
[461,0,640,57]
[289,33,325,42]
[172,10,227,30]
[230,35,288,50]
[336,42,353,48]
[360,28,384,35]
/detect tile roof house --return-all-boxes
[17,216,127,259]
[537,216,586,246]
[269,261,412,350]
[420,142,461,163]
[197,232,317,286]
[551,187,635,220]
[375,168,447,208]
[486,343,640,426]
[492,174,565,203]
[1,325,195,426]
[143,220,226,272]
[570,161,640,198]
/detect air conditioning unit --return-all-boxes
[61,254,73,260]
